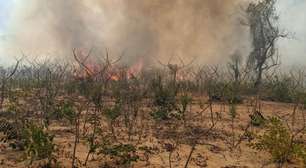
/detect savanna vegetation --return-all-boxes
[0,0,305,168]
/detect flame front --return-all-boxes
[127,58,144,79]
[73,49,144,81]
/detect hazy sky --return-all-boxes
[0,0,12,32]
[277,0,306,66]
[0,0,305,66]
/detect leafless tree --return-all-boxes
[228,52,243,85]
[0,59,21,110]
[72,48,123,166]
[157,56,195,91]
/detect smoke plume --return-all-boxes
[4,0,251,65]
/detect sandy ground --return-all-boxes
[0,99,304,168]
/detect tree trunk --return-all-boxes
[254,68,263,91]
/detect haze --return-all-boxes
[0,0,305,66]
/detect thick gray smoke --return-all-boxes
[4,0,251,65]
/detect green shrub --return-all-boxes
[251,117,306,165]
[207,81,243,104]
[151,109,170,121]
[178,95,192,114]
[153,87,176,110]
[207,81,225,102]
[104,103,121,138]
[249,111,266,127]
[270,81,292,103]
[21,123,56,166]
[99,142,139,167]
[55,101,76,124]
[104,103,122,121]
[264,76,293,103]
[150,78,176,121]
[229,103,237,119]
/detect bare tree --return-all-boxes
[228,51,243,85]
[157,56,195,93]
[0,59,21,110]
[246,0,286,89]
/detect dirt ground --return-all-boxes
[0,99,304,168]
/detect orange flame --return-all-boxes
[108,69,120,81]
[127,58,144,79]
[73,49,101,79]
[73,50,144,81]
[110,75,119,81]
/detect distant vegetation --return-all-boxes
[0,0,305,167]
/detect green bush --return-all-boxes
[207,81,243,104]
[264,76,293,103]
[150,77,176,121]
[303,96,306,109]
[104,103,121,138]
[99,142,139,167]
[249,111,266,127]
[21,123,56,166]
[178,95,192,114]
[251,117,306,165]
[151,109,170,121]
[174,95,192,120]
[207,81,225,102]
[104,103,122,121]
[55,101,76,124]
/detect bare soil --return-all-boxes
[0,99,304,168]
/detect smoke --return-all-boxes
[3,0,251,65]
[276,0,306,66]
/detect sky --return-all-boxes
[277,0,306,66]
[0,0,305,66]
[0,0,12,32]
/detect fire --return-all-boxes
[73,49,144,81]
[127,58,144,78]
[105,58,144,81]
[110,75,119,81]
[72,48,102,79]
[108,69,120,81]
